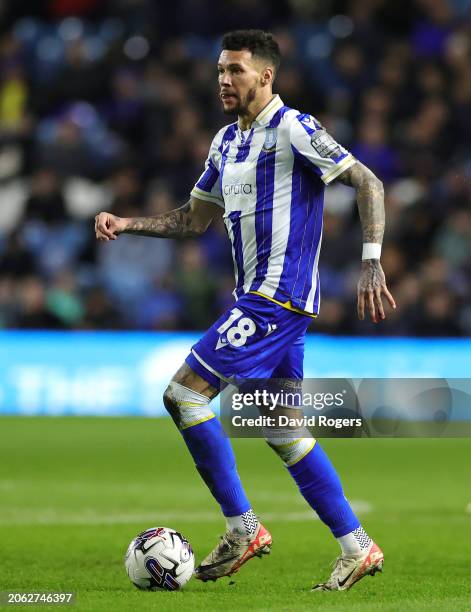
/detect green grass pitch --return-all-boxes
[1,417,470,611]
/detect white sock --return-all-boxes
[226,508,259,536]
[337,526,372,557]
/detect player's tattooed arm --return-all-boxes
[123,200,197,238]
[94,197,220,241]
[336,161,385,244]
[335,161,396,323]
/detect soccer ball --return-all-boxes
[125,527,195,591]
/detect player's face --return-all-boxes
[218,50,267,116]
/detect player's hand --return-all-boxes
[95,212,128,241]
[357,260,396,323]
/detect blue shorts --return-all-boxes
[185,293,312,389]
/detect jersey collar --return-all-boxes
[253,94,284,127]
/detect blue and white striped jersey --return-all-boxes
[191,95,355,314]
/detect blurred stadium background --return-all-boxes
[0,0,469,415]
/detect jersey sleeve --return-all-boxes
[191,133,224,208]
[289,114,356,185]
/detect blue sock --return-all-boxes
[181,417,251,517]
[288,442,360,537]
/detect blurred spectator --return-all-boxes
[15,276,65,328]
[0,230,35,277]
[351,118,399,182]
[46,268,84,327]
[175,241,218,330]
[433,209,471,269]
[24,168,67,223]
[81,286,123,330]
[415,284,462,337]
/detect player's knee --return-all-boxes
[163,381,214,430]
[163,384,179,421]
[263,426,315,466]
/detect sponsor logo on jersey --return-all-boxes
[215,336,228,350]
[300,114,316,127]
[310,131,342,159]
[222,139,232,154]
[223,183,253,196]
[264,323,277,337]
[262,127,278,151]
[300,114,324,130]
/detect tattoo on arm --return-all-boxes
[123,200,200,238]
[336,162,385,244]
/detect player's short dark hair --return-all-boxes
[221,30,281,73]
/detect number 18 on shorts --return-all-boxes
[185,293,312,387]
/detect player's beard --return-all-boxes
[223,85,257,117]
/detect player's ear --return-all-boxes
[261,67,273,86]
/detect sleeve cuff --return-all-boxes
[321,154,356,185]
[191,187,224,208]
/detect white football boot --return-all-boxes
[194,523,272,581]
[312,541,384,591]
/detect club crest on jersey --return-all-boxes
[262,127,277,152]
